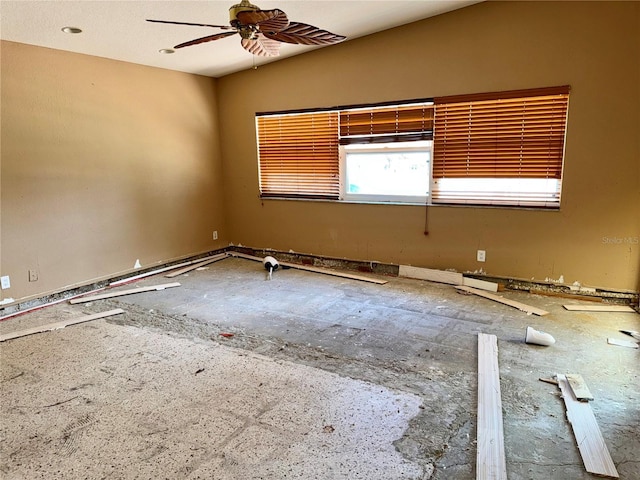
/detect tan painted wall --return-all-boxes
[1,41,227,302]
[218,1,640,291]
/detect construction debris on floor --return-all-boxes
[1,257,638,479]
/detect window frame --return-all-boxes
[339,141,433,204]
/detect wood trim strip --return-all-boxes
[462,277,499,292]
[69,283,181,304]
[565,374,594,402]
[165,253,230,278]
[476,333,507,480]
[0,286,107,322]
[109,262,193,287]
[556,374,619,478]
[0,309,124,342]
[229,252,388,284]
[563,305,635,312]
[607,338,639,349]
[456,286,549,316]
[399,265,463,285]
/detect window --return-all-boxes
[341,141,431,203]
[256,86,570,208]
[432,86,570,207]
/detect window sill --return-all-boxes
[259,196,561,211]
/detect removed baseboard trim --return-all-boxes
[0,286,107,322]
[462,276,499,292]
[229,252,388,285]
[109,262,194,287]
[607,338,639,349]
[477,333,507,480]
[399,265,463,285]
[165,253,230,278]
[565,374,594,402]
[69,283,181,304]
[3,245,637,318]
[0,248,228,317]
[232,246,399,277]
[556,374,619,478]
[456,285,549,316]
[563,304,635,313]
[0,309,124,342]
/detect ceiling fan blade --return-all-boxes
[146,19,232,30]
[174,31,237,49]
[263,22,346,46]
[241,35,281,57]
[236,9,289,31]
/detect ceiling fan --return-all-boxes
[147,0,346,57]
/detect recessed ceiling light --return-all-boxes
[159,49,175,54]
[61,26,82,34]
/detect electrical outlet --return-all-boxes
[477,250,486,262]
[29,269,39,282]
[213,230,218,240]
[1,276,10,290]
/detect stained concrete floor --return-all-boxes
[1,256,639,479]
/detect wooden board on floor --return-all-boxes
[565,374,594,401]
[556,374,619,478]
[476,333,507,480]
[229,252,388,285]
[165,253,229,278]
[109,262,193,287]
[280,261,388,284]
[607,338,639,349]
[0,309,124,342]
[399,265,463,285]
[69,283,181,304]
[462,276,499,292]
[456,286,549,316]
[563,304,635,312]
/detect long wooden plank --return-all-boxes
[109,263,193,287]
[280,261,388,284]
[399,265,463,285]
[165,253,229,278]
[229,252,388,285]
[563,304,635,312]
[69,283,181,304]
[566,374,594,401]
[0,287,107,322]
[477,333,507,480]
[457,285,549,316]
[607,338,639,349]
[0,309,124,342]
[556,374,619,478]
[463,276,499,292]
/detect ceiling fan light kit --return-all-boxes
[147,0,345,57]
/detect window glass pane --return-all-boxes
[344,142,430,199]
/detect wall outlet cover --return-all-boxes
[1,276,11,289]
[477,250,486,262]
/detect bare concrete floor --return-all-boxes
[1,257,639,479]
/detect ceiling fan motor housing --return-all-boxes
[229,0,260,26]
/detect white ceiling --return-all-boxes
[1,0,481,78]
